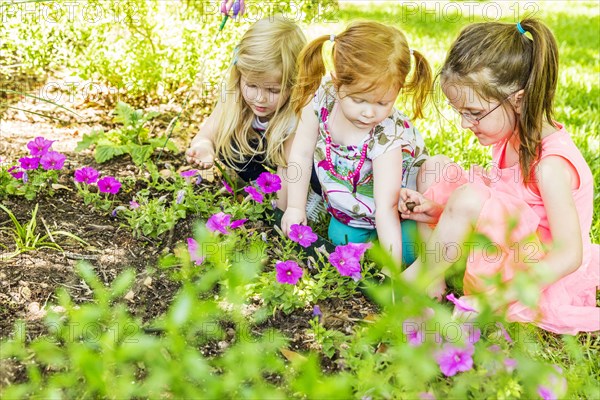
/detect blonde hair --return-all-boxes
[292,21,432,119]
[214,15,306,169]
[440,18,559,182]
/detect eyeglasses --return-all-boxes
[447,91,518,124]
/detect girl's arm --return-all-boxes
[527,155,583,283]
[185,99,223,169]
[281,102,319,235]
[373,146,405,266]
[275,132,296,210]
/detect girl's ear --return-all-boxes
[511,89,525,114]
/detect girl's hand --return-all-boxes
[186,139,215,169]
[399,188,443,224]
[281,206,307,237]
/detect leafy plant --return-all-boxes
[0,203,87,259]
[75,101,178,165]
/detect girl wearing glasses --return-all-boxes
[400,19,599,334]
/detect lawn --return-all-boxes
[0,1,598,398]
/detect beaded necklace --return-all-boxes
[323,112,372,182]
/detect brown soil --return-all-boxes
[0,75,380,385]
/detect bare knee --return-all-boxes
[444,183,487,221]
[417,155,454,193]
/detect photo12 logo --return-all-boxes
[0,1,140,24]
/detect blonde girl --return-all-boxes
[186,15,306,208]
[281,21,432,266]
[401,19,599,334]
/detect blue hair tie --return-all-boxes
[516,22,527,35]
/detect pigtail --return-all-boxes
[403,49,433,120]
[517,18,559,182]
[291,36,329,115]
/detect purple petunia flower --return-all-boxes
[289,224,318,248]
[503,358,518,373]
[97,176,121,194]
[461,323,481,345]
[495,322,513,343]
[19,157,40,170]
[40,151,66,170]
[436,344,474,377]
[22,171,28,183]
[312,305,322,321]
[244,186,264,203]
[446,293,478,313]
[176,189,185,204]
[537,386,556,400]
[230,218,247,229]
[180,169,202,185]
[206,212,231,234]
[256,172,281,194]
[346,242,372,259]
[187,238,205,266]
[222,180,233,194]
[275,260,303,285]
[27,137,54,156]
[403,320,424,347]
[74,167,99,184]
[8,166,24,180]
[329,244,362,281]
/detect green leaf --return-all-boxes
[129,144,154,165]
[95,144,126,164]
[75,132,102,152]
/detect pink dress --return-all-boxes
[425,124,599,334]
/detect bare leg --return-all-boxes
[404,183,487,298]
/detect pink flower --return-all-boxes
[27,137,54,156]
[8,166,24,180]
[419,393,436,400]
[436,344,474,377]
[39,151,66,170]
[129,200,140,209]
[446,293,478,313]
[289,224,318,248]
[180,169,201,184]
[74,167,99,184]
[537,386,556,400]
[187,238,205,266]
[346,242,372,259]
[244,186,264,202]
[97,176,121,194]
[222,180,233,194]
[329,245,362,281]
[503,358,517,373]
[230,218,247,229]
[403,320,424,346]
[275,260,303,285]
[206,212,231,234]
[495,322,513,343]
[256,172,281,194]
[19,157,40,170]
[221,0,245,17]
[461,323,481,345]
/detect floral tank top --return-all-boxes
[312,78,428,229]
